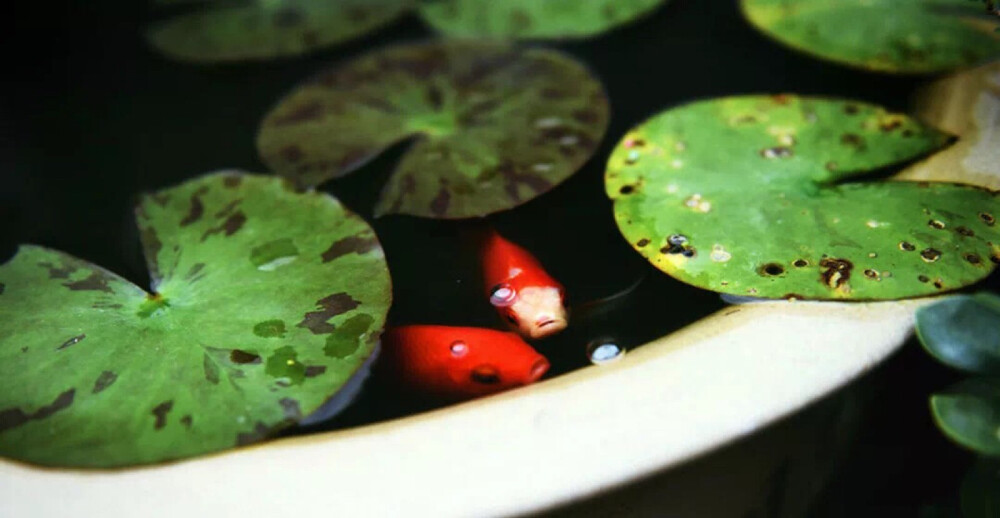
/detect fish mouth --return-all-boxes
[537,318,557,328]
[529,358,550,382]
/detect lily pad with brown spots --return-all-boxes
[606,95,1000,300]
[256,40,609,219]
[417,0,667,40]
[0,171,391,468]
[741,0,1000,74]
[146,0,411,63]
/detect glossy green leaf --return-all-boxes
[146,0,411,63]
[606,95,1000,300]
[917,293,1000,374]
[961,458,1000,518]
[741,0,1000,74]
[257,41,609,219]
[417,0,667,40]
[0,172,392,468]
[931,377,1000,456]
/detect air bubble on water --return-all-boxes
[587,338,625,365]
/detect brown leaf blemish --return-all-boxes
[819,258,853,290]
[65,272,113,293]
[920,248,942,263]
[152,401,173,430]
[200,212,247,241]
[179,187,208,226]
[279,398,302,420]
[321,235,378,263]
[230,350,262,364]
[0,389,75,433]
[298,293,360,334]
[304,365,327,378]
[57,333,85,351]
[430,187,450,216]
[92,371,118,394]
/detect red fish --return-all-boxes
[379,325,550,402]
[482,230,568,339]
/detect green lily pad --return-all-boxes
[417,0,667,40]
[740,0,1000,74]
[605,95,1000,300]
[257,41,609,219]
[146,0,411,63]
[931,377,1000,456]
[917,293,1000,374]
[0,172,391,468]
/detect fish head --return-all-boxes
[382,325,550,402]
[490,283,568,340]
[445,329,550,399]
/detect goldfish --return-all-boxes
[378,325,550,402]
[482,230,568,339]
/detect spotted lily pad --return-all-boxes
[606,95,1000,300]
[257,41,609,219]
[931,377,1000,456]
[741,0,1000,73]
[917,293,1000,373]
[0,172,391,468]
[417,0,667,40]
[146,0,411,63]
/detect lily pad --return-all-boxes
[931,377,1000,456]
[146,0,412,63]
[898,61,1000,189]
[605,95,1000,300]
[740,0,1000,74]
[0,172,391,468]
[917,293,1000,374]
[257,41,609,218]
[417,0,667,40]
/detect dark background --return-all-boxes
[2,0,997,514]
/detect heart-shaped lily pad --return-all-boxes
[917,293,1000,374]
[605,95,1000,300]
[931,377,1000,456]
[417,0,667,40]
[898,61,1000,189]
[256,40,609,219]
[0,172,391,468]
[740,0,1000,73]
[146,0,412,63]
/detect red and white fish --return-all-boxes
[482,230,568,339]
[378,325,550,402]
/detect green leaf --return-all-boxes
[0,172,392,468]
[145,0,411,63]
[605,95,1000,300]
[417,0,667,40]
[961,458,1000,518]
[741,0,1000,74]
[931,378,1000,456]
[917,293,1000,374]
[257,41,609,219]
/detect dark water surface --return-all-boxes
[3,0,998,514]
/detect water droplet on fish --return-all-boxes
[587,338,625,365]
[489,284,517,307]
[450,340,468,358]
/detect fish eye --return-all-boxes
[449,340,468,358]
[490,283,517,307]
[471,365,501,385]
[505,311,518,325]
